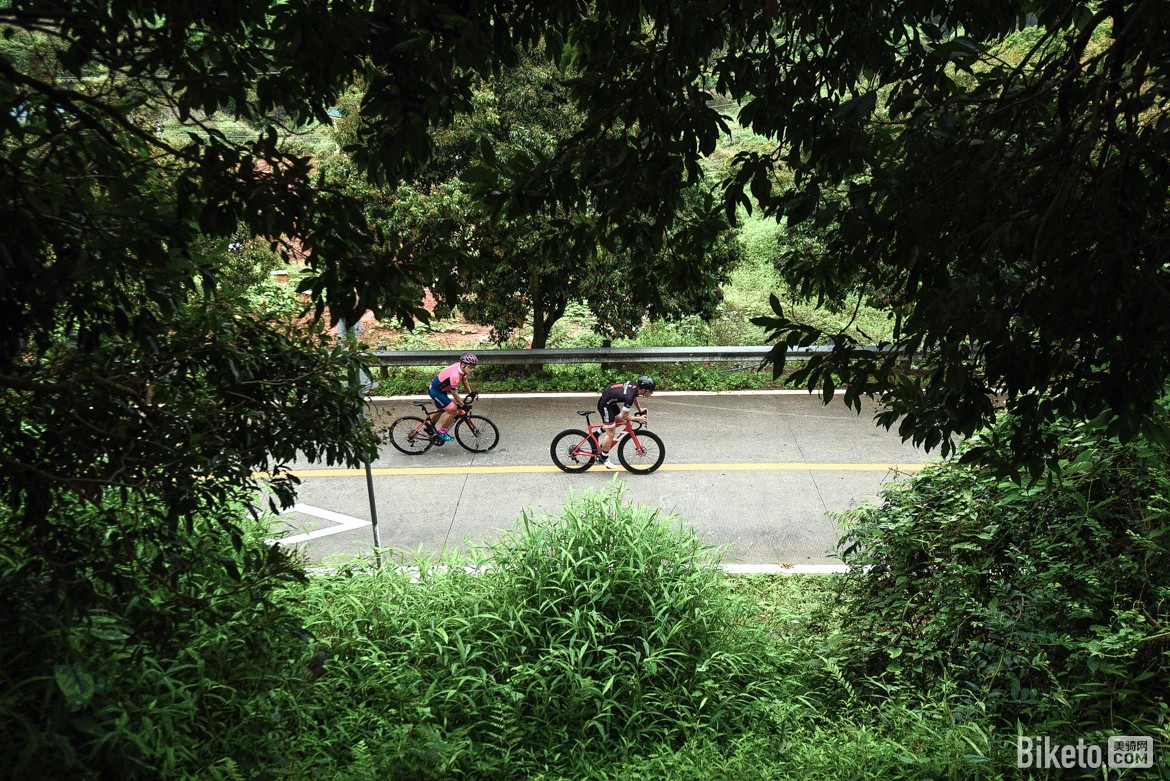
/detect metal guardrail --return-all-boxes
[368,345,893,367]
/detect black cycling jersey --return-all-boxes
[600,381,638,407]
[598,381,638,424]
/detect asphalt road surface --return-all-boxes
[267,390,935,567]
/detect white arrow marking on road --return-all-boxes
[267,504,369,545]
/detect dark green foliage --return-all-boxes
[0,288,374,776]
[728,6,1170,469]
[0,494,312,779]
[427,1,1170,469]
[4,1,1170,776]
[0,8,436,774]
[325,53,741,352]
[830,410,1170,737]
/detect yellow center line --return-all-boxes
[260,462,929,478]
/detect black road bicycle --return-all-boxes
[385,392,500,455]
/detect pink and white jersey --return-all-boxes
[435,362,466,392]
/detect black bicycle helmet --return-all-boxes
[460,352,479,366]
[636,375,656,392]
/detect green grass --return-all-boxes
[283,488,797,778]
[10,477,1166,778]
[727,213,896,345]
[157,109,337,157]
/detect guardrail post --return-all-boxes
[600,339,615,372]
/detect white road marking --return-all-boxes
[272,512,855,573]
[722,563,850,574]
[267,504,369,545]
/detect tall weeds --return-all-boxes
[286,487,788,778]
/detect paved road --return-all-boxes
[269,391,935,566]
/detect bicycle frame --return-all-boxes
[418,393,477,424]
[550,407,662,473]
[574,418,641,458]
[396,393,475,440]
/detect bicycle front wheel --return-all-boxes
[550,429,596,473]
[617,430,665,474]
[387,416,434,455]
[455,415,499,452]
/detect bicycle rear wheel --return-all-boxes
[455,415,499,452]
[617,430,665,474]
[387,415,434,455]
[550,429,596,473]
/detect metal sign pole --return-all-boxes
[340,316,383,570]
[365,460,382,569]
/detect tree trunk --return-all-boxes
[527,271,548,371]
[531,308,550,351]
[528,273,565,370]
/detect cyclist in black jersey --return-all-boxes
[596,375,655,469]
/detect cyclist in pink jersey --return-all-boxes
[428,352,478,441]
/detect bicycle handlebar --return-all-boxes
[456,391,478,413]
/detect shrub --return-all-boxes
[0,493,311,779]
[612,318,711,348]
[286,487,788,778]
[827,411,1170,741]
[372,362,793,396]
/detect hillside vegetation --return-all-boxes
[339,214,897,395]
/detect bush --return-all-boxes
[0,492,312,779]
[609,684,1007,780]
[827,411,1170,742]
[372,362,791,396]
[286,487,788,778]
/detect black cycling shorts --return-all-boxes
[599,400,624,425]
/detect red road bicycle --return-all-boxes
[550,410,665,474]
[385,392,500,455]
